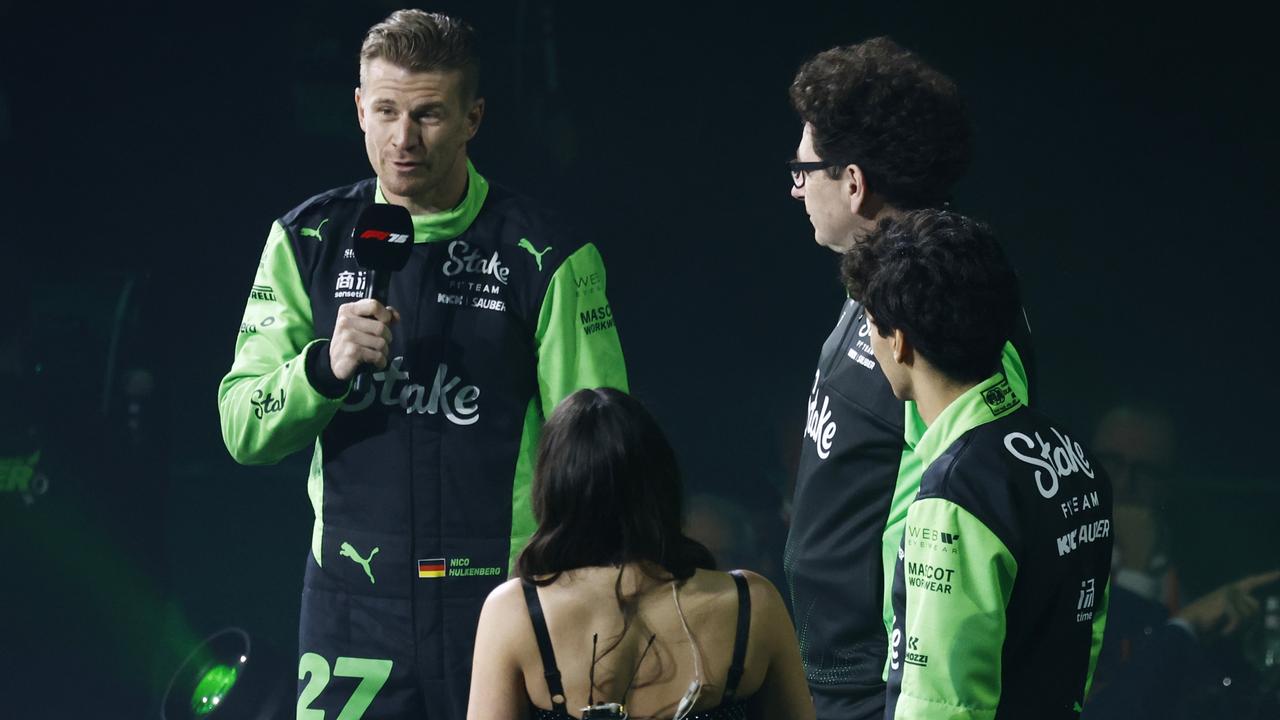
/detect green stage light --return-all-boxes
[164,628,290,720]
[191,663,239,716]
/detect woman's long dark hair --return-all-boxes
[516,388,715,586]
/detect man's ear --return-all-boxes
[846,163,868,216]
[354,86,367,132]
[465,97,485,140]
[847,163,890,222]
[892,327,914,366]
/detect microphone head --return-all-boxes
[352,204,414,272]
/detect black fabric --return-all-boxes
[784,300,914,720]
[722,570,751,704]
[523,580,569,714]
[298,557,429,718]
[303,339,349,399]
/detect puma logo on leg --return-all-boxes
[339,541,380,584]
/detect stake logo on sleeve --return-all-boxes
[250,389,287,419]
[804,370,838,460]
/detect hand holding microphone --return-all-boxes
[329,300,400,381]
[329,204,414,389]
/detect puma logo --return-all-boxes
[339,541,379,584]
[517,238,552,271]
[300,219,330,241]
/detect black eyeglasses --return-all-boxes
[788,159,841,188]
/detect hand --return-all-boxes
[329,299,400,381]
[1176,569,1280,639]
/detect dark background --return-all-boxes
[2,0,1277,716]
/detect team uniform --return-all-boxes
[886,373,1112,718]
[217,162,627,719]
[784,299,1030,720]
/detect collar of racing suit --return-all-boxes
[907,372,1023,470]
[374,159,490,244]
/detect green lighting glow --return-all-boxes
[190,664,238,716]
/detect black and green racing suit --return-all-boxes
[784,299,1031,720]
[886,374,1111,719]
[217,161,627,719]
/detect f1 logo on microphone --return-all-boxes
[359,229,410,244]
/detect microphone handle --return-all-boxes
[368,269,391,305]
[353,270,393,393]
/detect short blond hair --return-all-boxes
[359,9,479,102]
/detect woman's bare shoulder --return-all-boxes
[702,569,791,635]
[703,568,784,602]
[480,576,528,619]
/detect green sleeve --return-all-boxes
[504,243,628,572]
[884,341,1028,646]
[892,497,1018,720]
[217,222,347,465]
[533,242,629,412]
[1083,579,1110,699]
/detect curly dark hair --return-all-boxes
[791,37,971,209]
[842,210,1020,383]
[360,10,480,103]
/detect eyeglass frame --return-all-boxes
[788,159,844,188]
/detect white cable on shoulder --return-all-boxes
[672,580,703,720]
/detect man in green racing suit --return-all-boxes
[843,210,1110,719]
[217,11,626,719]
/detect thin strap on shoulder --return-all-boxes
[522,580,569,714]
[722,570,751,704]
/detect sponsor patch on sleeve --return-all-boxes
[579,304,615,335]
[250,284,277,302]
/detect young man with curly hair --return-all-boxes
[844,210,1109,718]
[782,38,1034,719]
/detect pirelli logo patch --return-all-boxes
[250,284,277,302]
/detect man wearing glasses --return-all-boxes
[782,38,1033,720]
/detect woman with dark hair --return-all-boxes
[467,388,813,720]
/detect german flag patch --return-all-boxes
[418,558,446,579]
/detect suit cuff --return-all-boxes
[305,340,349,399]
